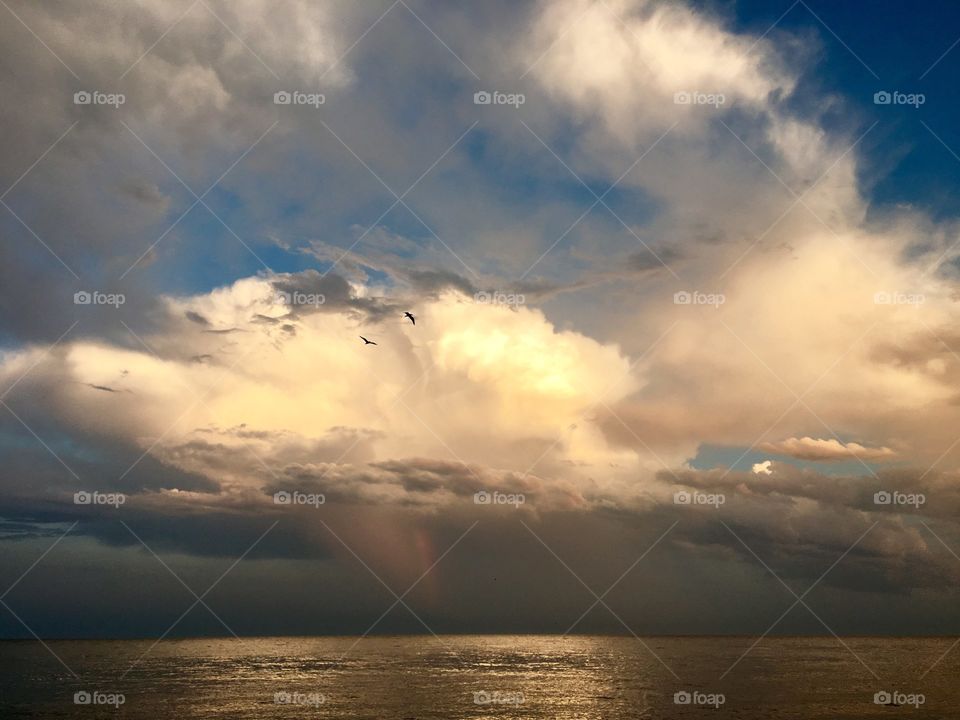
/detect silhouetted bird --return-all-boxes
[360,336,377,345]
[404,312,416,325]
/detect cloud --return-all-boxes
[5,0,960,632]
[759,437,897,462]
[657,463,960,591]
[525,0,795,144]
[0,269,953,595]
[0,274,637,519]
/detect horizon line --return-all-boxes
[3,632,958,642]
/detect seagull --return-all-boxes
[403,311,416,325]
[360,336,377,345]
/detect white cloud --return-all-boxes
[4,0,960,599]
[759,437,896,462]
[526,0,794,145]
[511,0,960,483]
[0,277,641,504]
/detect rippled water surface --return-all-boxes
[2,636,958,718]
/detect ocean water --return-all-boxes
[1,635,957,718]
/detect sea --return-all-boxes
[1,635,956,718]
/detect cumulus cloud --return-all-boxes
[526,0,795,142]
[5,0,960,631]
[759,437,897,462]
[0,274,638,519]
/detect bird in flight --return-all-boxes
[360,336,377,345]
[404,311,416,325]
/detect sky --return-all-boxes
[3,0,960,642]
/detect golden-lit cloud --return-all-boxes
[4,0,960,613]
[0,278,640,507]
[759,437,897,462]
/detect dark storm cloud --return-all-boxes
[82,508,321,560]
[3,339,959,601]
[269,266,603,326]
[157,425,385,474]
[0,359,221,503]
[5,0,960,641]
[656,464,960,592]
[269,270,401,322]
[265,456,577,509]
[298,240,482,302]
[405,268,478,298]
[0,421,221,500]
